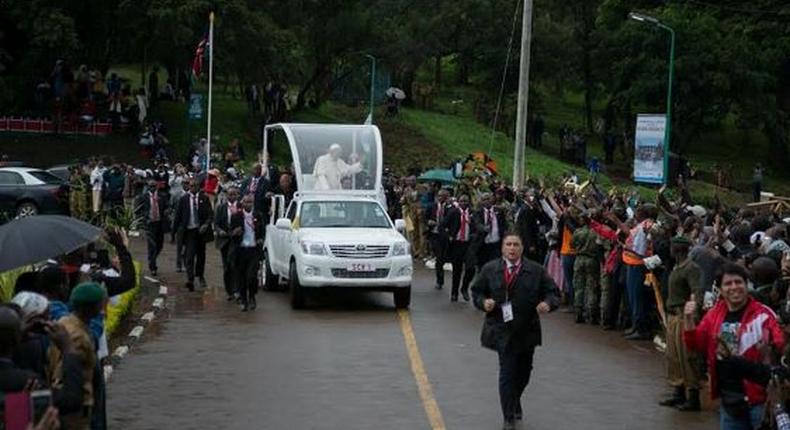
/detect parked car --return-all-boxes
[47,164,77,182]
[0,167,70,218]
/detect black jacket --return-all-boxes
[471,257,559,352]
[230,210,265,250]
[173,191,214,242]
[213,201,239,251]
[134,190,169,226]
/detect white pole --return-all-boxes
[513,0,533,190]
[206,11,215,171]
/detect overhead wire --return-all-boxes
[488,0,522,156]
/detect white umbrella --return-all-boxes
[385,87,406,100]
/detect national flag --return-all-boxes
[191,36,208,79]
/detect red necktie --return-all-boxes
[150,193,159,222]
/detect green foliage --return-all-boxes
[0,267,30,303]
[105,262,141,337]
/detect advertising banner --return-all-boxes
[188,94,204,120]
[633,114,667,184]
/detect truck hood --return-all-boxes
[296,227,405,244]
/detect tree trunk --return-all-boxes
[141,44,148,87]
[456,54,469,85]
[583,48,594,133]
[296,64,328,110]
[434,55,442,86]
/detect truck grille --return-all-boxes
[329,245,390,259]
[331,268,390,279]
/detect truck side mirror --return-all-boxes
[275,218,292,230]
[394,219,406,232]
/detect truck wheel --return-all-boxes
[289,261,306,309]
[394,286,411,309]
[262,251,278,291]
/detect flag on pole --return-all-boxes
[191,36,208,79]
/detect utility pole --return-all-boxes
[512,0,533,190]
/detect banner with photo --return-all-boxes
[633,114,667,184]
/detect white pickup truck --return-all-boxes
[262,194,413,309]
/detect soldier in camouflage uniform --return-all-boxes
[571,212,601,324]
[659,235,702,411]
[69,165,90,220]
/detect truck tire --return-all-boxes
[394,286,411,309]
[262,250,278,291]
[289,261,306,309]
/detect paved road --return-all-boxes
[107,238,718,429]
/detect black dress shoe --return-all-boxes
[240,304,248,312]
[624,331,651,341]
[602,324,616,331]
[150,269,158,277]
[176,267,183,273]
[226,295,235,302]
[502,420,516,430]
[450,294,458,302]
[198,277,207,288]
[435,284,443,290]
[186,281,195,292]
[461,290,470,301]
[250,297,257,310]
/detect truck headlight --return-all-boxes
[392,241,410,256]
[300,241,326,255]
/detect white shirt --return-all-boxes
[484,207,500,244]
[90,167,106,191]
[187,193,199,229]
[312,153,362,190]
[241,210,256,247]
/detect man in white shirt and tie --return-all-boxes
[233,194,264,312]
[475,192,507,268]
[135,179,168,277]
[174,178,213,291]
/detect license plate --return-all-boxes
[347,263,375,272]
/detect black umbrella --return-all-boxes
[0,215,102,272]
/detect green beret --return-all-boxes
[70,282,106,306]
[671,235,693,247]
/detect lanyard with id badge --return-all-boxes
[502,262,520,323]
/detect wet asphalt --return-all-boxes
[106,238,718,429]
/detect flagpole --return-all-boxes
[206,11,215,171]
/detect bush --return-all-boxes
[105,262,141,338]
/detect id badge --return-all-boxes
[502,302,514,322]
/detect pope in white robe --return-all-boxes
[312,143,363,190]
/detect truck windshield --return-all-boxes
[300,201,391,228]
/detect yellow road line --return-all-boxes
[397,309,447,430]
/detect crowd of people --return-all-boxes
[388,161,790,429]
[2,226,136,429]
[5,122,789,428]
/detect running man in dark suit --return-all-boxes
[471,232,558,430]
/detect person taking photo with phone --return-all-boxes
[683,263,785,429]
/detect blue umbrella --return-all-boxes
[417,169,457,185]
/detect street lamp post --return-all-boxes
[629,12,675,186]
[365,54,376,124]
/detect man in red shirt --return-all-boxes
[683,263,785,429]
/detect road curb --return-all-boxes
[105,277,168,382]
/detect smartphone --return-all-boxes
[30,390,52,424]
